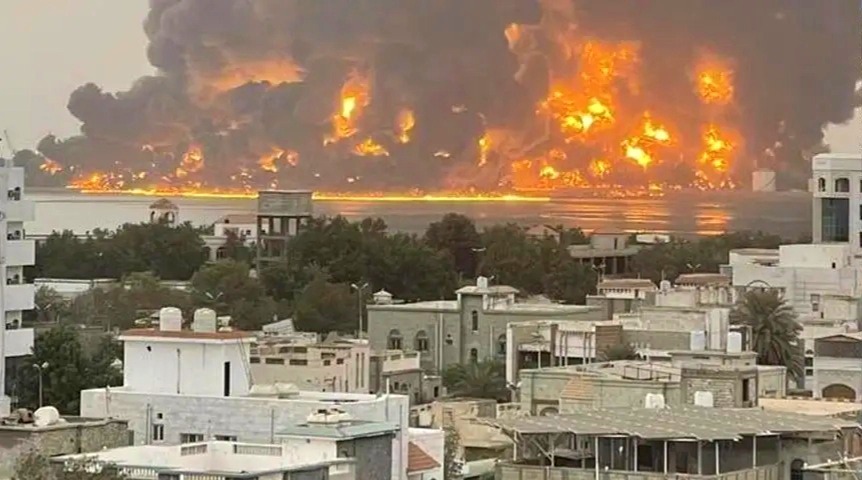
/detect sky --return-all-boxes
[0,1,859,155]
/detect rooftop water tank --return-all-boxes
[477,276,489,289]
[192,308,217,333]
[159,307,182,332]
[694,391,715,408]
[33,406,61,427]
[727,331,743,353]
[644,393,666,409]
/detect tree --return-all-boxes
[293,269,357,334]
[220,230,254,264]
[424,213,482,279]
[12,450,126,479]
[33,287,68,324]
[730,290,804,381]
[443,425,462,480]
[600,343,638,361]
[108,222,207,280]
[14,326,122,414]
[542,255,596,304]
[442,359,509,402]
[191,260,276,331]
[480,224,543,293]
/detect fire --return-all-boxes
[175,145,204,179]
[699,125,734,173]
[696,58,735,105]
[622,140,652,168]
[545,92,614,138]
[354,138,389,157]
[39,159,63,175]
[258,148,298,173]
[589,159,611,178]
[539,165,560,180]
[478,134,490,166]
[396,109,415,144]
[330,70,370,143]
[643,118,671,143]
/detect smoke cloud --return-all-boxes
[39,0,861,192]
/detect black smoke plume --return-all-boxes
[38,0,861,191]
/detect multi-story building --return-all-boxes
[567,230,641,275]
[367,277,602,373]
[811,153,862,254]
[811,332,862,401]
[256,190,313,271]
[0,165,35,414]
[250,335,371,393]
[79,307,416,479]
[369,350,444,405]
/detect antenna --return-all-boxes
[2,130,16,158]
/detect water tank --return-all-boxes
[644,393,666,409]
[33,406,61,427]
[694,391,714,407]
[373,290,393,305]
[192,308,217,333]
[159,307,182,332]
[659,280,671,292]
[727,332,743,353]
[477,276,489,289]
[752,169,776,192]
[689,331,706,351]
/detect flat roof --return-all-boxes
[598,279,656,289]
[483,406,856,441]
[278,421,398,440]
[456,285,519,295]
[759,398,862,416]
[120,329,254,341]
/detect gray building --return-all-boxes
[813,333,862,400]
[367,278,603,373]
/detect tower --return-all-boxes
[149,198,179,225]
[255,190,313,271]
[811,153,862,256]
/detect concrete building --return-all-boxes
[0,165,36,414]
[369,350,444,405]
[812,333,862,401]
[0,412,129,476]
[148,198,178,225]
[367,277,602,373]
[256,190,313,271]
[811,153,862,255]
[250,335,371,394]
[488,406,857,480]
[201,213,258,262]
[79,308,415,479]
[567,230,640,275]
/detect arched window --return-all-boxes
[469,348,478,363]
[817,177,826,192]
[471,310,479,332]
[539,407,559,416]
[790,459,805,480]
[497,334,507,356]
[836,177,850,192]
[387,329,403,350]
[414,331,429,352]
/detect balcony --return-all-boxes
[5,199,34,223]
[5,284,35,311]
[6,239,35,266]
[5,328,34,357]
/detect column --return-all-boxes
[697,441,702,475]
[715,441,720,475]
[663,441,668,474]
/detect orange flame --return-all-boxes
[258,148,298,173]
[175,145,204,179]
[478,134,491,166]
[396,109,415,144]
[622,140,652,168]
[696,58,735,105]
[39,159,63,175]
[589,159,611,178]
[354,138,389,157]
[329,70,369,144]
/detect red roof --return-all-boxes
[120,329,253,340]
[407,442,440,473]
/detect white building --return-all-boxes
[201,213,258,261]
[0,165,36,413]
[596,278,657,300]
[811,153,862,255]
[80,308,415,479]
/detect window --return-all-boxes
[289,359,308,366]
[223,361,231,397]
[818,177,826,191]
[433,386,440,397]
[415,331,429,352]
[215,435,237,441]
[324,360,331,366]
[180,433,204,443]
[836,178,850,192]
[250,357,260,364]
[336,358,344,365]
[741,378,750,403]
[811,293,821,312]
[471,310,479,332]
[790,459,805,480]
[152,424,164,442]
[445,334,454,345]
[497,334,507,356]
[821,198,850,242]
[387,329,403,350]
[469,348,478,363]
[265,358,285,365]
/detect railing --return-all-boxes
[496,463,781,480]
[232,443,283,456]
[180,443,208,456]
[118,465,161,479]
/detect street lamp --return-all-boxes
[350,282,369,338]
[471,247,487,277]
[32,362,48,408]
[686,263,702,273]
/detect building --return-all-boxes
[567,230,640,275]
[148,198,178,225]
[256,190,313,271]
[201,213,258,262]
[79,308,415,479]
[369,350,444,405]
[811,153,862,254]
[0,411,129,476]
[367,277,602,373]
[57,439,357,480]
[250,335,371,393]
[0,165,35,414]
[812,333,862,401]
[488,406,858,480]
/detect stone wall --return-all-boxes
[337,434,394,480]
[680,368,756,408]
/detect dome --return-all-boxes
[150,198,178,210]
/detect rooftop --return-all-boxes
[758,398,862,417]
[675,273,731,286]
[278,421,398,440]
[598,278,657,289]
[456,285,519,296]
[120,328,254,341]
[484,406,856,441]
[150,198,178,210]
[217,213,258,224]
[407,442,440,473]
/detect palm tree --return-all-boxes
[442,359,509,402]
[730,290,803,381]
[34,286,68,324]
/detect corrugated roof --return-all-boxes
[408,442,440,473]
[482,406,856,441]
[278,421,398,440]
